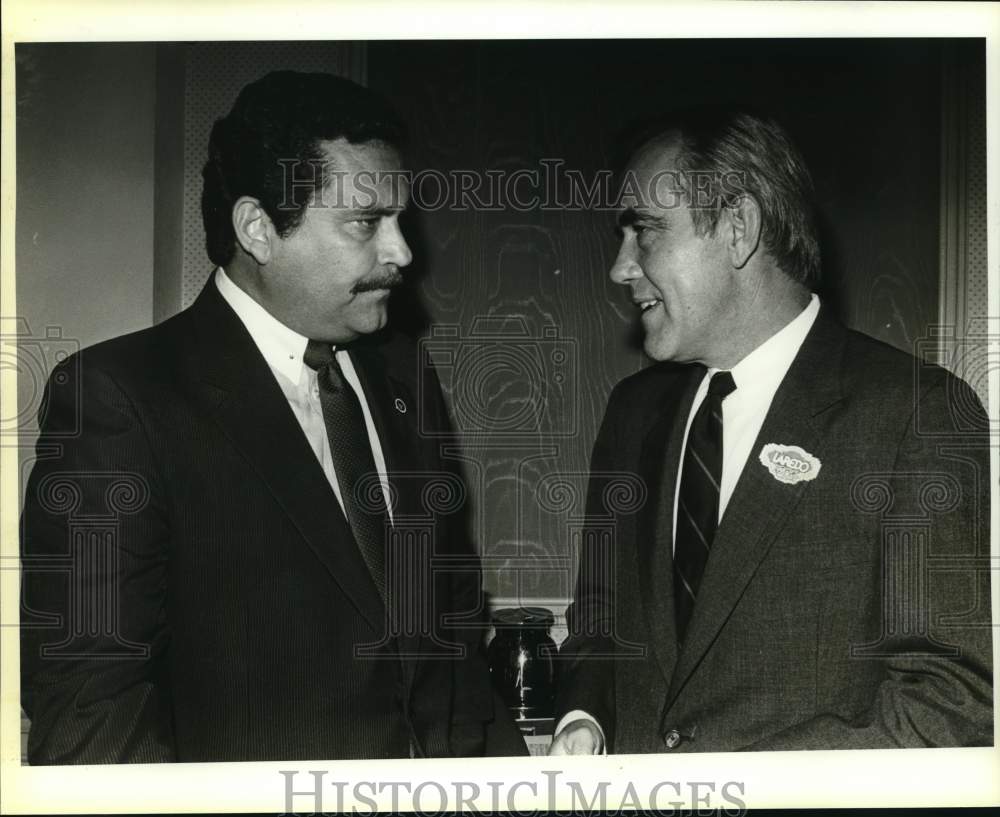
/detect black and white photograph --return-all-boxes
[2,1,998,812]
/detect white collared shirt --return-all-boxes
[672,294,820,544]
[556,294,821,749]
[214,267,394,521]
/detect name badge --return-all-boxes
[758,443,821,485]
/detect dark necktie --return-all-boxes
[673,370,737,642]
[304,340,389,601]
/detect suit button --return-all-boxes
[663,729,681,749]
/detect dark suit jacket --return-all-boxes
[20,281,525,763]
[556,308,993,752]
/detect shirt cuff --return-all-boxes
[554,709,607,754]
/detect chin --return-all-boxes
[642,336,675,362]
[353,310,389,337]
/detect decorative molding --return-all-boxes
[937,42,988,407]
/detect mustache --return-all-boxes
[352,268,405,294]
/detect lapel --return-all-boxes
[347,337,428,688]
[347,340,423,522]
[635,364,705,685]
[664,308,848,709]
[179,281,386,634]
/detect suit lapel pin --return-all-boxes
[393,397,407,414]
[758,443,821,485]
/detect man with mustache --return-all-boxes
[550,109,992,754]
[21,71,521,762]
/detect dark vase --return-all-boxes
[487,606,557,720]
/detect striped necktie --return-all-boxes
[673,370,737,642]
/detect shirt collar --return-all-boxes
[214,267,311,384]
[712,293,820,393]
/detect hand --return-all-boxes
[547,718,604,755]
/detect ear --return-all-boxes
[722,194,762,269]
[232,196,275,265]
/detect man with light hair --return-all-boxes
[551,109,992,754]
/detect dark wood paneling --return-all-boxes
[369,39,949,599]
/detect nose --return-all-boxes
[609,237,641,285]
[380,218,413,269]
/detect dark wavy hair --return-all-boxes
[626,108,821,289]
[201,71,406,267]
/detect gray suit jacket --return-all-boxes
[556,308,993,752]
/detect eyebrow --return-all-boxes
[616,207,667,230]
[617,208,639,229]
[344,205,407,218]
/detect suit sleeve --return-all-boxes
[749,376,993,750]
[553,385,622,749]
[20,357,176,763]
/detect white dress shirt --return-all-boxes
[556,294,820,750]
[214,267,394,521]
[673,294,820,541]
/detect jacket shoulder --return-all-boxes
[48,308,195,398]
[819,321,987,440]
[839,326,975,402]
[609,359,695,405]
[352,326,424,386]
